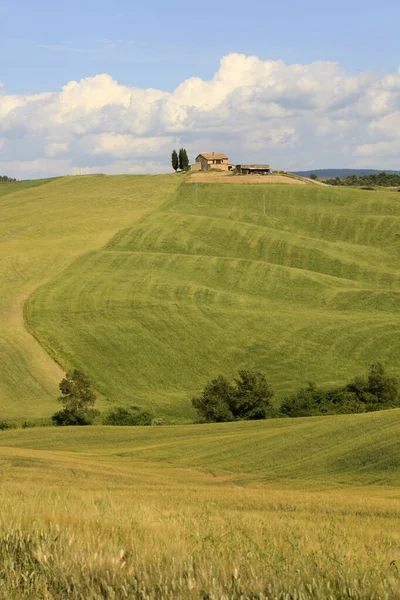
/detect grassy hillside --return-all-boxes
[26,181,400,420]
[2,408,400,486]
[0,174,180,419]
[0,178,58,197]
[1,413,399,598]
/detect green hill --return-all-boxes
[1,175,400,421]
[0,174,180,419]
[25,180,400,420]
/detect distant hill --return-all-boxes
[293,169,400,179]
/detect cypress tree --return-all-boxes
[178,148,190,171]
[171,149,179,172]
[178,148,184,171]
[182,148,190,170]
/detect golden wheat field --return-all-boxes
[1,413,399,599]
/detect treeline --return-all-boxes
[192,363,399,423]
[0,175,17,183]
[324,172,400,187]
[1,364,398,430]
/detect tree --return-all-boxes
[182,149,189,170]
[367,362,398,405]
[192,371,274,423]
[178,148,190,171]
[192,375,236,423]
[171,149,179,172]
[52,370,98,426]
[346,362,398,409]
[233,370,274,420]
[309,173,318,180]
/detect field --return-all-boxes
[0,175,179,419]
[2,176,400,597]
[188,172,307,184]
[1,410,399,598]
[24,179,400,421]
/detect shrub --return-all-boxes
[0,420,17,431]
[280,362,398,418]
[103,406,154,426]
[280,383,366,417]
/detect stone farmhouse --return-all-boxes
[193,152,230,171]
[191,153,271,175]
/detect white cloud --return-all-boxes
[0,53,399,177]
[45,142,69,157]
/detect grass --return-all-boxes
[0,412,399,598]
[2,175,400,597]
[25,180,400,420]
[0,174,180,419]
[0,178,59,197]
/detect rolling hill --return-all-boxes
[2,408,400,486]
[23,178,400,421]
[0,174,180,419]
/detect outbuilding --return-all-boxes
[236,164,271,175]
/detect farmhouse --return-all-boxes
[190,153,272,175]
[195,153,230,171]
[236,164,271,175]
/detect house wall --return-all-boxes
[206,158,229,171]
[196,155,229,171]
[196,156,209,170]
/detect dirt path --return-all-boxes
[295,175,330,187]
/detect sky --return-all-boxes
[0,0,399,177]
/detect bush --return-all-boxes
[280,383,366,417]
[103,406,154,426]
[0,420,17,431]
[192,370,274,423]
[52,409,97,426]
[280,362,398,418]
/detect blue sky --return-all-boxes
[2,0,399,94]
[0,0,399,176]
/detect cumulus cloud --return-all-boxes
[0,53,399,177]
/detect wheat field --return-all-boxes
[1,411,399,599]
